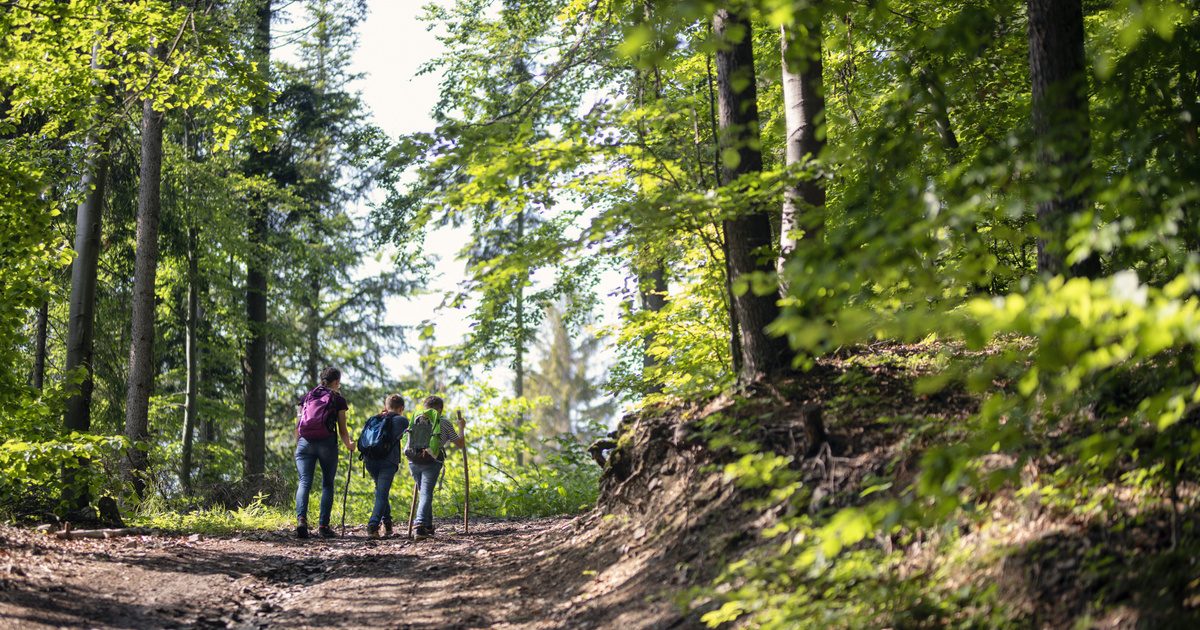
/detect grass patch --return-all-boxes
[133,494,293,534]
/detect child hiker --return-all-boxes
[294,367,355,539]
[404,395,466,539]
[356,394,409,538]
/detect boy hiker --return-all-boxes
[356,394,408,537]
[405,395,465,539]
[295,367,355,539]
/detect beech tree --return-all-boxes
[124,47,168,497]
[635,1,669,392]
[778,9,826,280]
[64,48,110,444]
[1027,0,1099,278]
[713,5,793,382]
[242,0,273,488]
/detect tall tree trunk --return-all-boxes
[200,308,215,448]
[514,206,526,465]
[32,184,56,390]
[636,1,669,392]
[64,153,109,434]
[304,13,329,395]
[515,206,526,401]
[182,226,199,493]
[306,272,320,390]
[1027,0,1098,278]
[778,19,826,280]
[61,41,120,516]
[63,125,109,511]
[32,301,48,390]
[918,66,959,153]
[243,0,272,489]
[180,117,201,493]
[124,68,166,498]
[721,235,744,376]
[639,265,667,379]
[705,47,743,376]
[1178,35,1199,256]
[713,7,792,383]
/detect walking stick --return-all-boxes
[406,476,419,539]
[458,411,469,535]
[340,455,352,537]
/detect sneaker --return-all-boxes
[318,525,337,539]
[382,520,393,537]
[367,524,380,539]
[296,518,309,539]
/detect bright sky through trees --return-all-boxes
[285,0,618,391]
[275,0,472,377]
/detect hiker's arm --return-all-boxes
[338,410,354,452]
[452,415,466,449]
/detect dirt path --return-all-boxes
[0,518,623,629]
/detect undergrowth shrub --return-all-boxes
[698,267,1200,627]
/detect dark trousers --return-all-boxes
[365,458,399,526]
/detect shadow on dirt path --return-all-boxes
[0,517,657,630]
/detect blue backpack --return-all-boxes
[357,413,397,459]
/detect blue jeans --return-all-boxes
[295,436,339,526]
[409,460,443,528]
[364,459,398,527]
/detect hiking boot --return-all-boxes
[366,524,380,538]
[414,525,433,540]
[296,519,309,539]
[318,525,337,539]
[382,519,393,538]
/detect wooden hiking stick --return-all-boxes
[458,410,469,534]
[340,455,352,536]
[406,477,419,539]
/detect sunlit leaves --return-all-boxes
[0,0,264,148]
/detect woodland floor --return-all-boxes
[6,344,1197,629]
[0,517,670,630]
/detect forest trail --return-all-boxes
[0,518,639,630]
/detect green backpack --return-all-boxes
[405,408,443,461]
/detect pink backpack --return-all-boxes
[298,386,339,439]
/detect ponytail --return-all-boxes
[319,366,341,387]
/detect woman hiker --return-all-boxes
[361,394,409,538]
[405,395,466,539]
[294,367,355,539]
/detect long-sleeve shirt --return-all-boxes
[381,413,410,466]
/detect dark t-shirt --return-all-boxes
[379,413,409,466]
